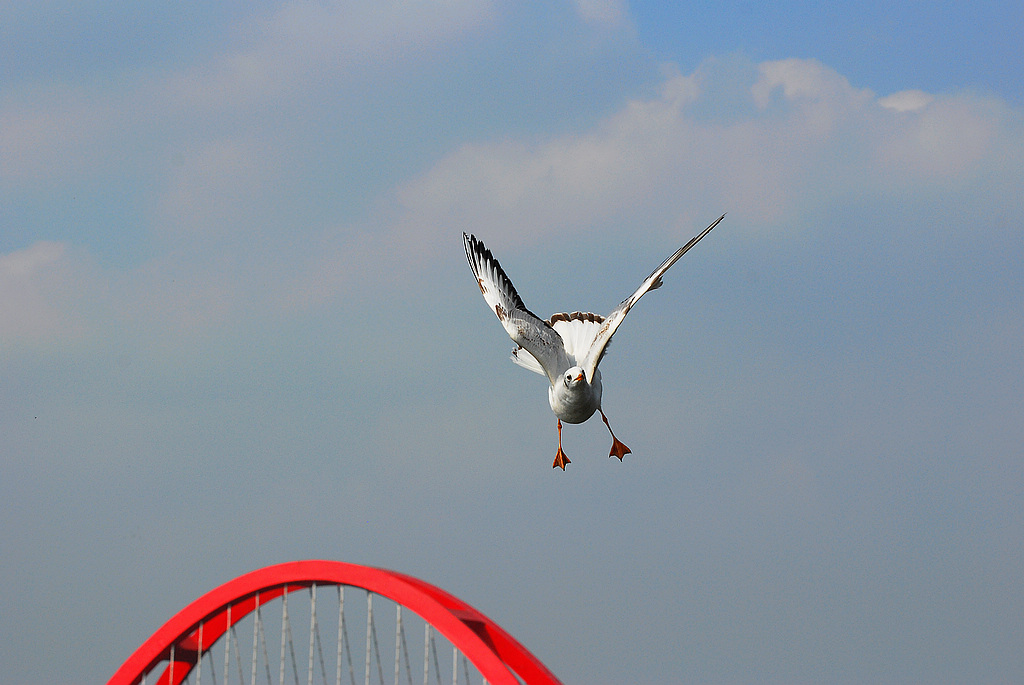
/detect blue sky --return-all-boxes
[2,2,1022,684]
[632,2,1023,103]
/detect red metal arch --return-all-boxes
[108,560,561,685]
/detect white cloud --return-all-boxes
[391,71,715,243]
[0,86,127,193]
[752,57,870,107]
[0,242,91,346]
[159,0,498,113]
[572,0,627,26]
[390,57,1021,248]
[0,0,497,193]
[879,89,934,112]
[874,95,1002,182]
[0,0,505,349]
[261,0,497,57]
[5,51,1022,352]
[152,137,275,242]
[0,241,65,279]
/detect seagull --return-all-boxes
[463,214,725,469]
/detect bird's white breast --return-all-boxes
[547,369,603,424]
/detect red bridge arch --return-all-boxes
[109,559,561,685]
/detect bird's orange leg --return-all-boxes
[552,420,571,470]
[600,410,631,461]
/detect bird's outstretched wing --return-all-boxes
[580,214,725,382]
[464,233,568,385]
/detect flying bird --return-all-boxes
[463,214,725,469]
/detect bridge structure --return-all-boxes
[108,560,562,685]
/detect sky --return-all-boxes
[2,1,1023,684]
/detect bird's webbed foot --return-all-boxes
[553,447,571,470]
[552,419,571,470]
[608,436,631,461]
[600,410,631,461]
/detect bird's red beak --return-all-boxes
[575,372,585,382]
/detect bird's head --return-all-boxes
[563,366,587,388]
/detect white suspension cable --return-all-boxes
[364,594,373,685]
[422,625,430,685]
[280,593,288,685]
[196,621,204,685]
[371,597,384,685]
[232,625,247,685]
[394,606,402,685]
[225,605,233,685]
[429,628,442,685]
[145,581,490,685]
[251,594,261,685]
[337,587,344,685]
[311,585,329,685]
[281,591,301,685]
[363,593,385,685]
[209,623,220,685]
[210,639,219,685]
[308,586,317,685]
[337,587,347,685]
[339,587,356,685]
[259,597,274,685]
[397,607,412,685]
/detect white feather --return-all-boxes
[511,347,547,375]
[550,315,603,365]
